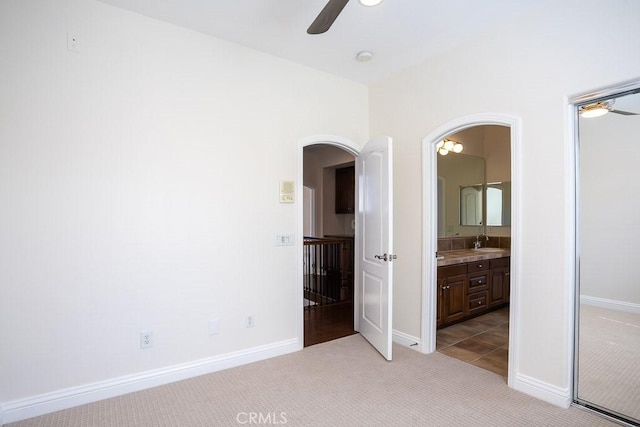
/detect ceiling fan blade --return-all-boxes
[307,0,350,35]
[611,109,639,116]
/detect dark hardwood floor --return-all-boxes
[304,301,356,347]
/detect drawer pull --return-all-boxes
[478,264,483,268]
[478,301,482,305]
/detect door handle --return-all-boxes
[374,253,398,262]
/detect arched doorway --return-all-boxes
[421,114,521,387]
[296,135,360,347]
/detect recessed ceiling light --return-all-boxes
[359,0,383,6]
[356,51,373,62]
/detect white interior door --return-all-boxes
[356,136,393,360]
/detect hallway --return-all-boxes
[304,302,356,347]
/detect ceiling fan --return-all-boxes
[307,0,381,35]
[579,99,639,118]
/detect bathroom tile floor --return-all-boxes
[437,306,509,377]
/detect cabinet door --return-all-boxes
[437,278,443,329]
[489,267,506,307]
[489,257,510,307]
[441,274,466,325]
[335,166,355,213]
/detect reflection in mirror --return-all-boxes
[460,184,483,226]
[575,87,640,425]
[487,182,511,226]
[438,153,484,236]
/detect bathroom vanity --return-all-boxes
[436,249,510,329]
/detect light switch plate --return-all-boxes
[275,234,294,246]
[279,180,294,203]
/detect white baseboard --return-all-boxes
[580,295,640,313]
[392,329,421,350]
[512,373,572,408]
[1,338,301,425]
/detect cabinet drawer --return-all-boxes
[467,261,489,272]
[468,274,488,292]
[437,264,467,279]
[490,257,509,269]
[467,291,488,315]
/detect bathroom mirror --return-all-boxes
[574,85,640,425]
[458,181,511,227]
[487,181,511,227]
[460,184,483,226]
[438,153,485,237]
[437,125,511,237]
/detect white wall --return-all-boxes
[370,0,640,404]
[0,0,368,410]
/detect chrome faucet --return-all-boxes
[473,234,489,249]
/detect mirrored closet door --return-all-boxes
[575,84,640,425]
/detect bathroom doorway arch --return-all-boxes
[421,113,521,387]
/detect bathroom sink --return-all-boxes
[473,247,504,253]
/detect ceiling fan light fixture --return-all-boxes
[359,0,383,6]
[580,102,611,118]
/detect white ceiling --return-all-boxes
[98,0,549,84]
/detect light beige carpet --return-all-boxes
[7,335,614,427]
[578,304,640,422]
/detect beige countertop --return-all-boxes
[436,248,511,267]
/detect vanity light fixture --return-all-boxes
[437,139,463,156]
[580,101,611,118]
[359,0,383,6]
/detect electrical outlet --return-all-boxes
[246,314,255,328]
[67,32,79,52]
[140,331,153,349]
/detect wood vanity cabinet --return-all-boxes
[437,264,467,328]
[466,261,489,317]
[488,257,510,307]
[437,256,510,329]
[335,166,355,213]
